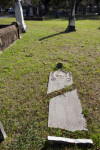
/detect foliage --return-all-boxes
[0,0,99,11]
[0,0,14,9]
[82,109,88,117]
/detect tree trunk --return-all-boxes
[65,0,76,32]
[75,0,82,14]
[44,3,48,14]
[15,0,27,33]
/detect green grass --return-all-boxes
[0,16,100,150]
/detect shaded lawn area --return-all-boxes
[0,16,100,150]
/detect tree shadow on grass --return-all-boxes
[41,141,93,150]
[39,31,72,41]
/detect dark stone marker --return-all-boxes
[23,8,27,17]
[0,121,6,141]
[48,136,93,145]
[29,6,34,17]
[56,63,63,69]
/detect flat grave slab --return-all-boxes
[47,70,73,94]
[48,89,87,131]
[48,136,93,145]
[0,121,6,140]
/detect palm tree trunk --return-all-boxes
[15,0,27,33]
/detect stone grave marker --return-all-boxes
[48,136,93,145]
[0,121,6,141]
[47,70,73,94]
[23,8,27,17]
[48,89,87,131]
[29,6,34,17]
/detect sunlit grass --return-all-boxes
[0,16,100,150]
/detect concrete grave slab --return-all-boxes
[48,89,87,131]
[48,136,93,145]
[0,121,6,140]
[0,22,21,51]
[47,70,73,94]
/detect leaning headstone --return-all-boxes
[15,0,27,33]
[0,121,6,141]
[48,89,87,131]
[48,136,93,145]
[47,70,73,94]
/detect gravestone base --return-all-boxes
[0,22,21,51]
[48,136,93,145]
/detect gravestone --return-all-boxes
[23,8,27,17]
[47,70,73,94]
[29,6,34,17]
[48,89,87,131]
[0,121,6,141]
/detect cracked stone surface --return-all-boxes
[48,89,87,131]
[47,70,73,94]
[0,121,6,140]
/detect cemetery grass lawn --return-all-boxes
[0,16,100,150]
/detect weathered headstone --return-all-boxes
[47,70,73,94]
[0,121,6,141]
[48,89,87,131]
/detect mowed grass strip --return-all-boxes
[0,16,100,150]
